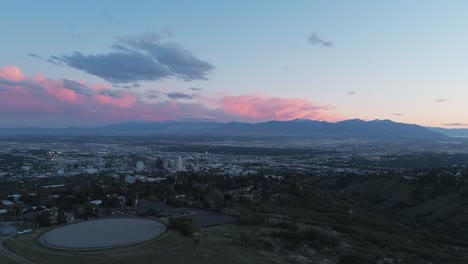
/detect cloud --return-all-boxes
[98,89,123,98]
[393,113,404,116]
[63,79,94,96]
[434,99,447,103]
[65,22,76,28]
[66,32,80,38]
[115,83,141,89]
[57,51,171,83]
[0,66,342,127]
[48,56,64,66]
[189,87,202,91]
[102,9,115,21]
[0,66,25,82]
[441,123,468,127]
[166,92,193,100]
[308,33,334,48]
[347,91,356,96]
[217,95,339,122]
[53,33,214,84]
[144,90,161,100]
[0,66,136,116]
[28,53,43,59]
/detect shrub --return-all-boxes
[338,254,374,264]
[235,211,265,226]
[304,229,338,247]
[239,231,255,246]
[276,220,299,231]
[170,217,195,237]
[271,228,338,249]
[36,211,51,227]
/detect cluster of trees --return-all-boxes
[169,217,195,237]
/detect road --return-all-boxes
[0,235,35,264]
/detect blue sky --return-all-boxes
[0,1,467,127]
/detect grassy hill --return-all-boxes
[2,172,468,264]
[334,172,468,241]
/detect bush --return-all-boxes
[275,221,299,231]
[271,228,338,249]
[304,229,338,247]
[36,211,51,227]
[180,221,195,236]
[170,217,195,237]
[239,231,255,246]
[235,211,265,226]
[271,231,302,245]
[57,209,67,225]
[338,254,374,264]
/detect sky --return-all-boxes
[1,0,467,128]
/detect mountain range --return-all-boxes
[0,119,460,138]
[428,127,468,138]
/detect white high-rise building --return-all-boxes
[136,161,145,172]
[174,156,184,172]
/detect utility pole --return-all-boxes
[134,192,138,212]
[20,210,23,229]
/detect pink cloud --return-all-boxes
[217,95,339,122]
[94,90,137,108]
[0,66,25,82]
[0,66,343,127]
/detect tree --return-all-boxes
[19,192,33,204]
[102,197,120,208]
[156,158,164,170]
[57,209,67,225]
[36,211,51,227]
[83,203,98,220]
[93,185,105,199]
[180,221,195,237]
[56,195,73,210]
[170,217,195,237]
[240,231,255,246]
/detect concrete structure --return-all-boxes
[136,161,145,172]
[90,200,102,206]
[39,218,165,250]
[1,200,14,207]
[85,168,97,174]
[125,175,136,184]
[21,165,32,172]
[174,156,184,172]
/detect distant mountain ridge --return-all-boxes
[0,119,447,139]
[429,127,468,137]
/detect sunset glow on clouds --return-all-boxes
[0,66,342,127]
[3,2,468,128]
[218,95,340,122]
[0,66,25,82]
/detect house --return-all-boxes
[90,200,102,206]
[1,200,14,207]
[8,195,21,202]
[117,196,126,207]
[125,175,136,184]
[65,212,75,222]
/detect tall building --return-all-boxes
[156,158,164,170]
[136,161,145,172]
[174,156,184,172]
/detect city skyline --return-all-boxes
[1,1,467,128]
